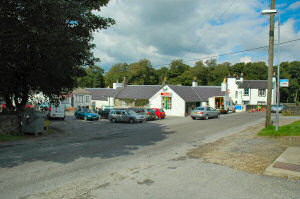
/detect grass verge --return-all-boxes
[0,134,26,142]
[258,120,300,136]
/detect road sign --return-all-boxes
[280,79,289,87]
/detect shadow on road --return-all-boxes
[0,116,175,168]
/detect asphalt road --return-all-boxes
[0,112,299,199]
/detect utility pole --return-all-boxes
[265,0,276,127]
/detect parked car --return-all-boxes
[108,109,145,123]
[142,108,156,121]
[0,101,6,112]
[129,108,144,113]
[40,102,48,112]
[190,106,220,120]
[48,102,66,120]
[271,104,285,113]
[25,102,34,108]
[98,108,112,119]
[75,108,99,121]
[152,108,166,119]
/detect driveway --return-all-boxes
[0,112,300,199]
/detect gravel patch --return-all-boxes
[187,117,300,175]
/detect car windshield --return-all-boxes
[126,110,137,115]
[83,109,92,113]
[196,107,205,110]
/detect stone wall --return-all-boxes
[0,113,21,135]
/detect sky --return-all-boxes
[92,0,300,71]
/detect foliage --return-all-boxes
[104,63,129,87]
[0,0,115,112]
[77,65,105,88]
[258,120,300,136]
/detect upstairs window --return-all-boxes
[258,89,266,97]
[244,89,249,96]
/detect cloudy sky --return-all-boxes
[93,0,300,71]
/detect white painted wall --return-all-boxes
[149,85,186,117]
[92,97,115,109]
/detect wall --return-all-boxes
[0,113,21,135]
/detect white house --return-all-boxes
[223,73,276,106]
[72,88,92,108]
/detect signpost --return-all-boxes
[280,79,289,87]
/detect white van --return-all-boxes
[48,102,66,120]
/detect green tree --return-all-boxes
[104,63,129,87]
[77,65,105,88]
[168,60,190,85]
[128,59,158,85]
[0,0,115,111]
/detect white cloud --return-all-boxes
[92,0,300,70]
[287,1,300,10]
[240,57,252,63]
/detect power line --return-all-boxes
[180,0,237,59]
[153,38,300,67]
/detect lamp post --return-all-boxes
[261,9,280,131]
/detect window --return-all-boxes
[258,89,266,97]
[244,89,249,96]
[235,91,238,98]
[86,96,90,103]
[122,101,126,107]
[79,95,83,103]
[162,97,172,110]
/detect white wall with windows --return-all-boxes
[149,85,186,117]
[73,94,92,108]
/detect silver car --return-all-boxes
[191,106,220,120]
[271,104,285,113]
[108,109,146,123]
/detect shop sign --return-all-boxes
[161,92,172,97]
[280,79,289,87]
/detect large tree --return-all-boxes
[0,0,114,111]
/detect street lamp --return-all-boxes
[261,9,280,131]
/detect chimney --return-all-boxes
[192,76,198,87]
[122,77,127,87]
[162,76,167,86]
[240,72,244,82]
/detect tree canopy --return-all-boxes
[0,0,115,111]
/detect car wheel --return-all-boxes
[205,115,209,120]
[217,113,220,118]
[192,117,196,120]
[111,118,116,123]
[129,118,134,124]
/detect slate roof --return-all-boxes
[169,85,225,102]
[116,85,162,100]
[85,88,117,100]
[238,80,268,89]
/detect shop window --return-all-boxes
[258,89,266,97]
[162,97,172,110]
[122,101,126,107]
[244,89,249,96]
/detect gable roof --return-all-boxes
[116,85,162,100]
[168,85,225,102]
[238,80,268,89]
[85,88,117,100]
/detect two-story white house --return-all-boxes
[223,73,276,106]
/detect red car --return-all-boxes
[25,102,34,108]
[152,108,166,119]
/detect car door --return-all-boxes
[206,107,213,118]
[121,110,129,122]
